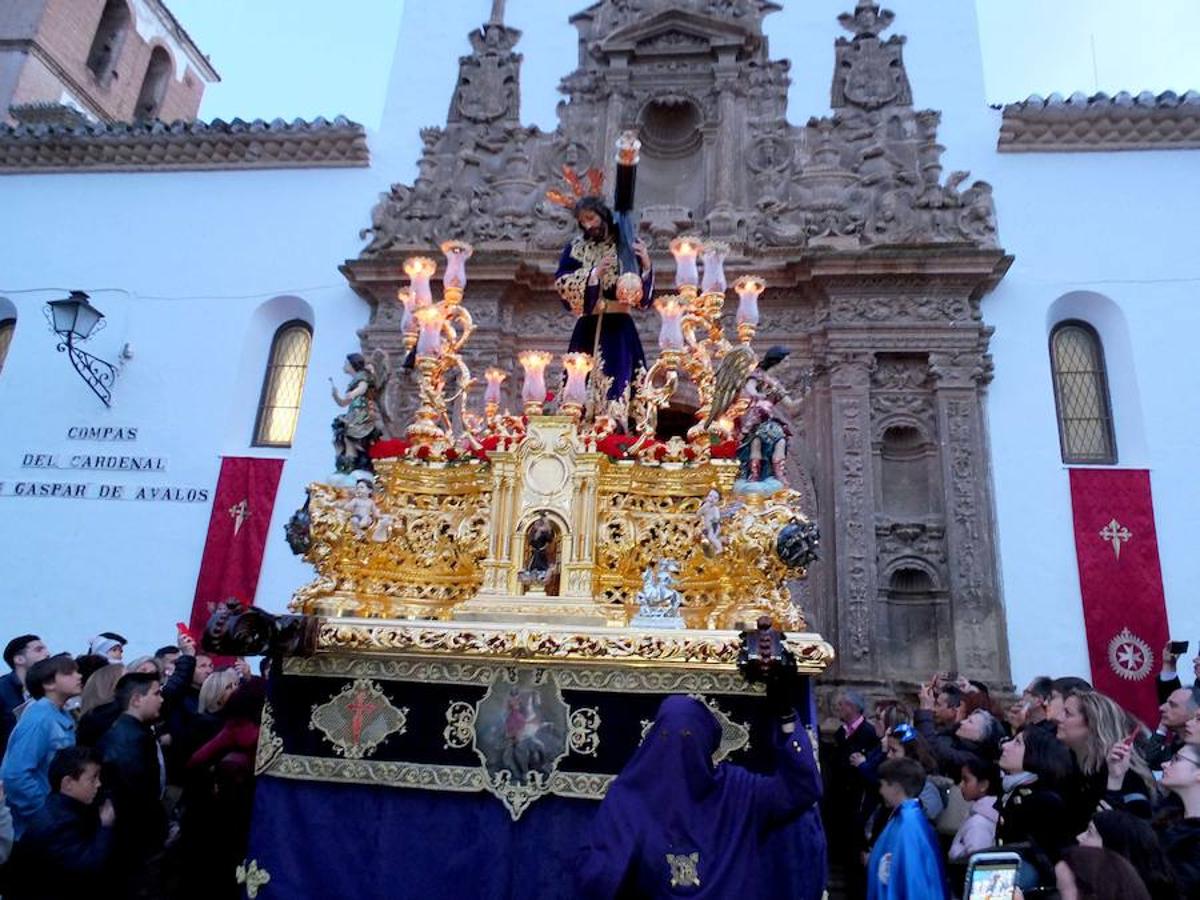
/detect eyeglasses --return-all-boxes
[1169,750,1200,767]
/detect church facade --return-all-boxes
[1,0,1197,698]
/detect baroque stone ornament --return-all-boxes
[354,0,997,258]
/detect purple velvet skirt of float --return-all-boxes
[567,311,647,400]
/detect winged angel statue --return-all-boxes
[706,344,804,490]
[330,349,394,474]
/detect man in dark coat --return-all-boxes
[6,745,115,899]
[824,690,880,895]
[98,671,166,896]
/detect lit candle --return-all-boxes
[700,241,729,295]
[484,367,507,407]
[518,350,553,414]
[561,353,594,406]
[733,275,765,327]
[414,305,445,357]
[655,295,686,351]
[440,240,474,294]
[404,256,437,307]
[669,236,701,290]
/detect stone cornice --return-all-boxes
[0,116,369,174]
[998,90,1200,153]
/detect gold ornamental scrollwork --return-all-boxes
[443,701,476,749]
[568,707,602,757]
[309,619,833,673]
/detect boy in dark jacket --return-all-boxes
[98,671,166,895]
[6,746,115,899]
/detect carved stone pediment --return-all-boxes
[600,9,761,57]
[354,0,999,260]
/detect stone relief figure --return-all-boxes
[330,352,390,474]
[339,478,393,542]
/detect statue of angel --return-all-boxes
[706,345,800,488]
[330,350,393,473]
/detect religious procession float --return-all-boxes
[215,133,833,899]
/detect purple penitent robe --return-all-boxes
[576,695,822,899]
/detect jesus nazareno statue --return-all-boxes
[550,133,654,401]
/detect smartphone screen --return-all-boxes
[966,861,1018,900]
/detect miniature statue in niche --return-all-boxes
[330,351,391,474]
[708,345,803,491]
[519,511,559,594]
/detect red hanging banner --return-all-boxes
[188,456,286,638]
[1068,469,1170,726]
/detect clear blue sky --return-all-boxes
[170,0,1200,128]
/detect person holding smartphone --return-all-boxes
[1159,641,1199,705]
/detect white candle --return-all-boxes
[561,353,594,405]
[734,275,766,327]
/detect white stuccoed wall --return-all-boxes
[1,0,1197,688]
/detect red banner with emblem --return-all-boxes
[1068,469,1169,726]
[188,457,286,637]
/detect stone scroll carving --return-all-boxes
[357,0,998,257]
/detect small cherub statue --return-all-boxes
[699,489,724,556]
[340,478,392,542]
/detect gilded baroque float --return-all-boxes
[286,174,827,664]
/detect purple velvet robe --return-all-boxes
[555,238,654,399]
[576,695,822,899]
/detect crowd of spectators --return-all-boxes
[0,629,265,899]
[821,645,1200,898]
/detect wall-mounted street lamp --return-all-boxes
[46,290,118,407]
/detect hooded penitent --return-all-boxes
[576,695,822,899]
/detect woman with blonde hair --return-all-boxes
[198,668,240,716]
[76,662,125,745]
[1057,690,1155,823]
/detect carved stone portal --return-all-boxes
[344,0,1013,689]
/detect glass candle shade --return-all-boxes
[733,275,766,327]
[518,351,553,406]
[669,236,701,290]
[397,287,417,336]
[561,353,594,405]
[700,242,729,294]
[440,240,474,292]
[484,368,507,407]
[655,296,686,351]
[404,256,437,307]
[414,305,445,357]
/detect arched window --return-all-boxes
[253,321,312,447]
[86,0,132,85]
[134,47,173,120]
[0,319,15,375]
[1050,321,1117,464]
